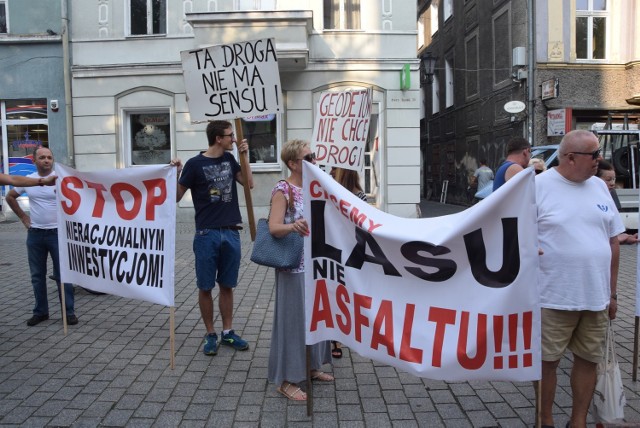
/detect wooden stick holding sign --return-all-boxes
[235,119,256,241]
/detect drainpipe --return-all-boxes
[61,0,75,167]
[527,0,535,145]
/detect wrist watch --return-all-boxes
[611,293,618,300]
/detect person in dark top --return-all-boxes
[173,120,254,356]
[493,137,531,191]
[596,159,638,245]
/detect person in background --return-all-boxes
[268,140,333,401]
[331,167,367,201]
[529,157,546,175]
[0,173,57,187]
[535,130,622,428]
[5,147,77,327]
[493,137,531,191]
[471,159,494,191]
[596,159,638,245]
[173,120,253,356]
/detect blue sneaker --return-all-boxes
[220,330,249,351]
[203,333,218,356]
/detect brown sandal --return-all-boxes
[277,382,307,401]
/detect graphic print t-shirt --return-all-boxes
[179,152,242,230]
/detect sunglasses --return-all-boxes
[535,169,543,175]
[300,153,316,162]
[566,148,601,160]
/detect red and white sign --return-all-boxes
[311,88,372,172]
[56,164,176,306]
[303,163,541,381]
[547,108,572,136]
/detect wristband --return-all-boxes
[38,178,44,186]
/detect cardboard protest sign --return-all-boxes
[303,163,540,381]
[312,88,372,172]
[56,164,176,307]
[180,38,283,122]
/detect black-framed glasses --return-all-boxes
[566,148,601,160]
[299,153,316,162]
[222,132,235,138]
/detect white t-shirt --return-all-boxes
[13,171,58,229]
[536,168,625,311]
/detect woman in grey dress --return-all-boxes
[267,139,333,401]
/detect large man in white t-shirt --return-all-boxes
[536,130,623,428]
[5,147,77,326]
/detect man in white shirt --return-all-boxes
[5,147,77,326]
[536,130,623,428]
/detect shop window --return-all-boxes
[126,111,171,166]
[129,0,166,36]
[576,0,607,60]
[240,114,280,167]
[0,1,7,34]
[324,0,361,30]
[0,99,49,185]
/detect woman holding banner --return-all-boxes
[267,139,333,401]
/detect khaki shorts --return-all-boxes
[541,308,608,364]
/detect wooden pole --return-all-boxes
[306,345,312,416]
[633,316,639,381]
[234,119,256,241]
[170,306,175,370]
[60,280,68,336]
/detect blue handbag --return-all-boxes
[250,181,303,269]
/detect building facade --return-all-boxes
[0,0,68,211]
[418,0,530,205]
[534,0,640,137]
[68,0,422,219]
[419,0,640,205]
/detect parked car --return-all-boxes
[530,129,640,230]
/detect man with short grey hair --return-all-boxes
[535,130,622,428]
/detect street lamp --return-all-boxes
[421,53,437,85]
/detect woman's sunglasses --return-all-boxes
[301,153,316,162]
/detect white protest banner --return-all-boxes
[312,88,372,172]
[56,164,176,307]
[180,38,283,122]
[303,163,540,381]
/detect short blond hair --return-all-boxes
[529,157,546,171]
[281,139,309,168]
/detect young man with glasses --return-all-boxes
[535,130,622,428]
[174,120,254,356]
[492,137,532,191]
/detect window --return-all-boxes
[430,1,439,36]
[324,0,360,30]
[0,1,7,34]
[443,0,453,21]
[239,114,280,166]
[129,0,166,36]
[432,74,440,114]
[465,32,479,98]
[445,58,454,108]
[492,6,511,86]
[126,111,171,166]
[576,0,607,60]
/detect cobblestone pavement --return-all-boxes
[0,202,639,427]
